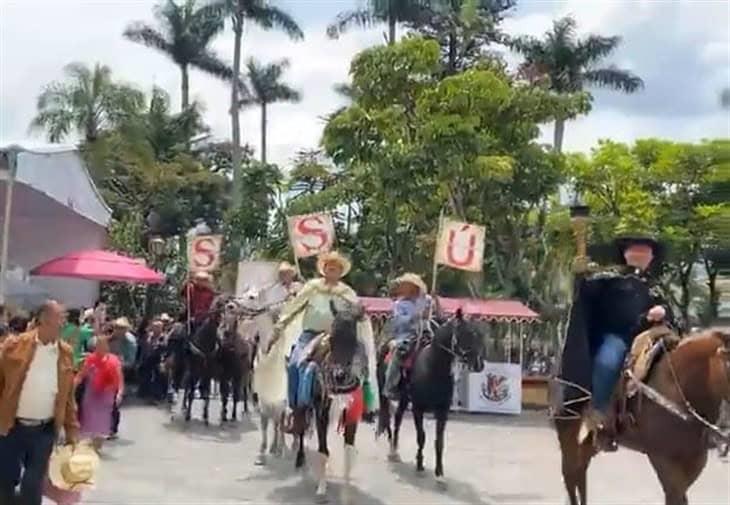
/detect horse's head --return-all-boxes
[237,285,262,312]
[438,308,485,372]
[328,300,365,366]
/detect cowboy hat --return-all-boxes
[393,273,428,295]
[159,313,173,323]
[193,271,211,281]
[614,234,665,265]
[278,262,297,274]
[112,317,131,329]
[317,251,351,278]
[48,442,100,491]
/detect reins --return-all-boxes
[658,339,730,442]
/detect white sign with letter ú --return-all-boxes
[188,235,223,272]
[435,218,486,272]
[288,213,335,258]
[466,362,522,415]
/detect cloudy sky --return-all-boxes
[1,0,728,168]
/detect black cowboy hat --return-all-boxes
[613,234,665,265]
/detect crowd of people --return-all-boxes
[0,269,221,505]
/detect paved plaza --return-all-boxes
[61,400,729,505]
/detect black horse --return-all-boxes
[290,300,372,504]
[217,298,254,422]
[182,298,226,425]
[377,309,485,483]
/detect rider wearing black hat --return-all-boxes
[561,232,679,450]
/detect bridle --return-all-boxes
[435,317,476,365]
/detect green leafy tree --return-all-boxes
[30,62,144,142]
[416,0,515,74]
[214,0,302,206]
[327,0,431,45]
[321,37,588,307]
[124,0,233,110]
[510,16,643,152]
[239,58,301,164]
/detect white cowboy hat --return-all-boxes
[278,262,297,274]
[112,317,131,329]
[393,273,428,295]
[317,251,351,278]
[193,271,211,281]
[48,442,100,491]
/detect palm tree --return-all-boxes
[239,58,300,164]
[213,0,302,206]
[327,0,431,45]
[511,16,644,152]
[124,0,232,110]
[30,62,144,143]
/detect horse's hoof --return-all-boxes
[387,452,401,463]
[315,493,328,504]
[204,419,209,426]
[435,476,447,490]
[254,454,266,466]
[416,465,425,475]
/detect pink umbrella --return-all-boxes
[31,249,164,284]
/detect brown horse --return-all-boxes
[556,328,730,505]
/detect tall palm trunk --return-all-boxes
[388,16,396,45]
[260,101,267,164]
[553,117,565,153]
[231,14,244,206]
[181,64,190,111]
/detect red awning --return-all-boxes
[359,296,539,321]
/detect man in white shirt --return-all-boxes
[0,300,78,505]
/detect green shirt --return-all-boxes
[61,323,94,367]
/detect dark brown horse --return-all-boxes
[556,328,730,505]
[217,298,254,422]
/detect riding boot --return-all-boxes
[341,445,356,505]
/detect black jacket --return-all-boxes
[557,266,676,407]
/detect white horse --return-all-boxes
[237,286,289,466]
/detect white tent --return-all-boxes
[0,143,112,308]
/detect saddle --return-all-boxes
[614,325,680,430]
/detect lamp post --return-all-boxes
[567,186,591,272]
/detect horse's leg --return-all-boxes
[413,407,426,473]
[648,450,707,505]
[434,408,448,485]
[255,409,269,466]
[219,377,230,423]
[556,419,593,505]
[238,371,246,416]
[342,421,358,505]
[201,372,211,426]
[231,373,241,421]
[314,400,331,502]
[183,372,194,422]
[390,397,408,462]
[295,430,306,470]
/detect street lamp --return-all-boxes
[148,236,166,257]
[568,191,591,272]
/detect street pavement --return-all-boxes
[56,400,729,505]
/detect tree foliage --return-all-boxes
[30,62,144,142]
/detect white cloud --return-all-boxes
[1,0,728,171]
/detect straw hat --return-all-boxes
[317,251,351,278]
[193,271,211,281]
[48,443,100,491]
[112,317,131,329]
[159,313,173,323]
[278,262,297,274]
[393,273,428,295]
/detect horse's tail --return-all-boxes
[375,340,392,438]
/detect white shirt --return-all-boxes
[16,341,59,420]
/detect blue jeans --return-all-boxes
[0,422,56,505]
[592,333,629,413]
[287,330,319,408]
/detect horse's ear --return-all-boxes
[455,308,464,321]
[330,300,338,317]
